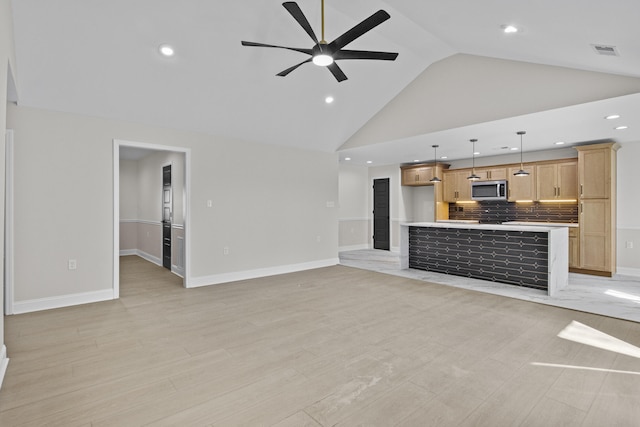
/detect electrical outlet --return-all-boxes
[223,247,229,255]
[68,259,77,270]
[207,200,213,208]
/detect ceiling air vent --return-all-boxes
[591,44,619,56]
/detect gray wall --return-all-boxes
[9,104,339,306]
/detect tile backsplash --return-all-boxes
[449,201,578,224]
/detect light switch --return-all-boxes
[207,200,212,208]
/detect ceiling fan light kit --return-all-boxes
[241,1,398,82]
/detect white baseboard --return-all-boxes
[135,250,162,266]
[187,258,339,288]
[339,244,371,252]
[172,265,185,278]
[12,289,114,314]
[616,267,640,279]
[120,249,161,266]
[0,345,8,390]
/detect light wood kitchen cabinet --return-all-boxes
[475,167,507,181]
[575,142,620,275]
[578,146,613,199]
[579,199,611,271]
[507,166,536,201]
[569,227,580,268]
[443,170,472,202]
[536,160,578,200]
[401,164,446,186]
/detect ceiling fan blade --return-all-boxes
[334,49,398,61]
[283,2,319,44]
[241,41,312,56]
[329,10,390,51]
[277,58,312,77]
[327,62,348,82]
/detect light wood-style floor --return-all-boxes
[1,256,639,426]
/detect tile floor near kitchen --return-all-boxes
[340,249,640,323]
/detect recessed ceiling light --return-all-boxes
[555,141,565,145]
[344,157,351,161]
[366,160,373,164]
[325,96,334,104]
[510,147,519,151]
[159,44,175,57]
[413,159,420,162]
[615,126,628,130]
[473,152,480,156]
[502,25,518,34]
[440,156,448,159]
[605,114,620,120]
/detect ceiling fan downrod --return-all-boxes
[320,0,326,44]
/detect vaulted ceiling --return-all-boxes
[10,0,640,165]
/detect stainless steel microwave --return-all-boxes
[471,180,507,200]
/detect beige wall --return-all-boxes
[119,221,137,251]
[119,159,138,219]
[8,104,338,303]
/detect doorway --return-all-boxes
[373,178,390,250]
[113,139,191,298]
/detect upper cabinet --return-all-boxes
[535,160,578,201]
[443,169,472,202]
[401,164,446,186]
[507,166,536,201]
[578,145,614,199]
[474,167,507,181]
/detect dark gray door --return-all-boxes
[373,178,390,250]
[162,165,172,269]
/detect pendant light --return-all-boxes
[467,139,480,181]
[429,145,441,183]
[513,131,529,176]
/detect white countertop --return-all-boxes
[502,221,578,228]
[401,221,559,233]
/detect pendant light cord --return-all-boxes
[519,131,525,169]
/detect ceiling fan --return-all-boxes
[241,1,398,82]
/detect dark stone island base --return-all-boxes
[400,222,568,296]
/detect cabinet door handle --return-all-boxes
[580,184,583,196]
[580,203,583,214]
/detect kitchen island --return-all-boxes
[400,222,568,296]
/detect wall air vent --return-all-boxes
[591,44,619,56]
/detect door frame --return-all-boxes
[4,130,14,314]
[113,139,191,298]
